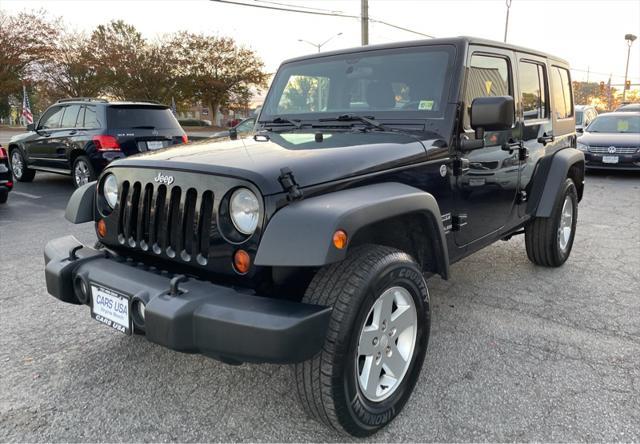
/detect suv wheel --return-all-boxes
[295,245,430,437]
[10,149,36,182]
[525,178,578,267]
[72,156,95,188]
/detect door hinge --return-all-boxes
[452,214,468,231]
[278,167,304,201]
[452,158,470,176]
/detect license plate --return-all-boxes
[602,155,619,164]
[147,141,165,150]
[91,284,131,335]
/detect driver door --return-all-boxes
[24,106,65,168]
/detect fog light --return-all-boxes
[97,219,107,238]
[233,249,251,274]
[136,301,145,321]
[132,299,146,329]
[332,230,348,249]
[74,277,90,304]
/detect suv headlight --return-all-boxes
[229,188,260,235]
[577,141,589,152]
[103,174,118,209]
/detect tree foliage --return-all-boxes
[0,12,268,119]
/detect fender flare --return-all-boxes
[254,182,449,278]
[65,181,96,224]
[528,148,585,218]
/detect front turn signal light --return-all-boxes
[332,230,348,249]
[97,219,107,238]
[233,249,251,274]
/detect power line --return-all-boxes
[571,68,640,81]
[253,0,345,14]
[211,0,434,39]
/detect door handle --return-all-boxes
[537,133,554,145]
[69,130,77,135]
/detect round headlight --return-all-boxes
[103,174,118,209]
[230,188,260,235]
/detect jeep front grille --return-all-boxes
[117,180,215,266]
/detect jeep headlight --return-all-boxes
[577,141,589,152]
[103,173,118,209]
[229,188,260,235]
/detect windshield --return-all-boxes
[261,45,455,122]
[575,110,583,125]
[107,106,181,129]
[587,114,640,133]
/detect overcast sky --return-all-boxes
[3,0,640,85]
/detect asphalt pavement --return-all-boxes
[0,168,639,442]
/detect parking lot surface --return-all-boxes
[1,170,639,442]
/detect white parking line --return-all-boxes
[12,191,42,199]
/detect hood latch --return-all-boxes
[278,167,304,201]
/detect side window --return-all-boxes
[519,61,548,121]
[60,105,81,128]
[39,107,64,130]
[551,66,573,119]
[464,54,511,128]
[75,106,86,128]
[84,106,101,129]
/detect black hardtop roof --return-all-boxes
[281,36,569,66]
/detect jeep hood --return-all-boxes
[110,131,435,195]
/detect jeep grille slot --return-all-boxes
[117,180,214,265]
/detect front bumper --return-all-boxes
[584,152,640,170]
[44,236,331,364]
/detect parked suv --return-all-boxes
[8,98,187,188]
[575,104,598,133]
[0,144,13,204]
[45,37,584,436]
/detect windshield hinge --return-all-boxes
[278,167,304,201]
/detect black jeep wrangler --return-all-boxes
[44,37,584,436]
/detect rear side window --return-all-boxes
[464,54,511,128]
[84,106,102,129]
[519,61,548,121]
[60,105,82,128]
[107,106,180,129]
[551,66,573,119]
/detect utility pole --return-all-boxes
[361,0,369,46]
[503,0,512,43]
[607,75,613,111]
[623,33,637,102]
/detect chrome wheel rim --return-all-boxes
[356,286,417,402]
[11,151,23,179]
[558,195,573,251]
[74,160,90,186]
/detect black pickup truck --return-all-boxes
[44,37,584,436]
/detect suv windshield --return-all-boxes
[107,105,181,129]
[261,45,455,123]
[587,114,640,133]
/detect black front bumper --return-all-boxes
[584,152,640,170]
[44,236,331,364]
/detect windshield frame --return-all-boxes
[259,44,458,125]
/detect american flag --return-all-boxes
[21,85,33,125]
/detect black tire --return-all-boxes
[295,245,430,437]
[71,155,96,188]
[525,178,578,267]
[9,148,36,182]
[0,190,7,204]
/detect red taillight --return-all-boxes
[93,135,121,151]
[0,147,7,159]
[181,134,188,144]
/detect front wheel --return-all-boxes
[295,245,430,437]
[10,149,36,182]
[525,178,578,267]
[72,155,96,188]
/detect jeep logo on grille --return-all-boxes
[154,172,174,185]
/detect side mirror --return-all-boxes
[27,123,35,132]
[576,127,584,134]
[470,96,515,133]
[228,127,238,141]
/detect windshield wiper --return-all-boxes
[261,117,302,129]
[318,114,387,131]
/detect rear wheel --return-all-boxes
[525,178,578,267]
[295,245,430,437]
[10,149,36,182]
[72,155,96,188]
[0,190,7,204]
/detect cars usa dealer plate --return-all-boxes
[91,284,131,335]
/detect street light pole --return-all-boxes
[298,32,343,53]
[503,0,512,43]
[623,33,637,102]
